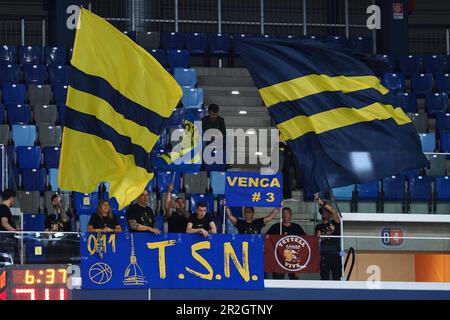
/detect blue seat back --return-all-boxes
[23,214,45,231]
[53,85,68,104]
[426,92,448,115]
[23,64,47,85]
[167,49,190,69]
[357,180,379,200]
[181,87,203,108]
[331,185,354,201]
[437,113,450,133]
[0,45,17,64]
[435,73,450,93]
[210,171,226,195]
[423,54,445,74]
[44,46,67,65]
[374,54,395,73]
[173,68,197,87]
[435,176,450,201]
[22,168,47,191]
[156,170,181,194]
[399,55,422,75]
[418,133,436,152]
[19,46,42,65]
[49,168,59,191]
[208,33,231,55]
[185,33,207,54]
[411,73,434,95]
[441,132,450,153]
[3,84,26,104]
[48,65,69,85]
[381,73,405,93]
[149,49,167,66]
[17,146,41,169]
[382,176,405,201]
[7,104,31,125]
[409,175,433,201]
[0,64,21,84]
[396,92,417,113]
[43,146,61,168]
[11,124,36,146]
[161,32,185,50]
[348,36,371,54]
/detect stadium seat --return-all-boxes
[149,49,167,67]
[2,84,26,104]
[53,85,68,104]
[423,54,445,74]
[418,133,436,152]
[48,168,58,191]
[396,92,417,113]
[210,171,226,196]
[425,92,448,116]
[33,104,58,125]
[11,124,36,146]
[0,45,17,64]
[23,64,47,85]
[28,85,53,105]
[232,34,251,56]
[167,108,184,128]
[382,176,405,201]
[19,46,41,65]
[0,124,10,145]
[57,104,66,125]
[374,54,395,73]
[331,185,354,201]
[189,193,214,215]
[441,132,450,153]
[183,171,208,194]
[181,87,203,108]
[357,181,379,200]
[0,64,21,84]
[17,191,40,214]
[208,33,231,57]
[161,32,185,50]
[44,46,67,65]
[167,50,190,69]
[436,112,450,133]
[435,176,450,201]
[153,129,168,149]
[187,107,207,121]
[6,104,31,125]
[173,68,197,87]
[137,31,160,51]
[38,125,62,147]
[348,36,371,54]
[425,154,447,176]
[185,32,208,55]
[156,171,181,194]
[381,73,405,93]
[408,112,428,133]
[22,168,47,192]
[23,214,45,231]
[43,146,60,169]
[326,36,348,49]
[408,175,433,213]
[399,55,422,75]
[8,167,19,190]
[411,73,433,95]
[435,73,450,93]
[73,191,99,215]
[0,104,4,124]
[123,31,137,42]
[17,146,41,169]
[48,65,69,85]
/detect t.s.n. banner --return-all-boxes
[80,233,264,289]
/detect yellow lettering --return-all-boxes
[147,240,176,279]
[185,241,213,280]
[260,178,269,187]
[108,234,116,253]
[249,177,258,188]
[238,177,247,187]
[224,242,250,282]
[87,235,97,256]
[270,178,280,188]
[227,176,238,187]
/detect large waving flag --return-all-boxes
[235,38,429,193]
[58,8,182,209]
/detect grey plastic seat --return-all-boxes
[183,171,208,194]
[33,104,58,125]
[0,124,10,146]
[426,154,447,176]
[17,190,40,214]
[28,85,53,105]
[138,31,160,51]
[38,125,62,147]
[408,112,428,133]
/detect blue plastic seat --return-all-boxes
[43,146,60,169]
[6,104,31,125]
[423,54,445,74]
[57,104,66,125]
[52,85,68,104]
[156,171,181,194]
[189,193,214,215]
[2,84,26,104]
[185,33,207,55]
[210,171,226,195]
[167,108,184,128]
[123,31,137,42]
[17,146,41,169]
[435,73,450,93]
[0,104,4,124]
[161,32,185,50]
[73,191,99,215]
[331,185,354,201]
[153,129,168,149]
[357,181,379,200]
[48,65,69,85]
[11,124,36,146]
[348,36,371,54]
[167,50,190,69]
[23,64,47,85]
[48,168,58,191]
[181,87,203,109]
[44,46,67,65]
[23,214,45,231]
[435,176,450,201]
[149,49,167,66]
[382,176,405,201]
[408,175,433,201]
[411,73,433,95]
[396,92,417,113]
[425,92,448,116]
[436,112,450,133]
[22,168,46,191]
[441,132,450,153]
[400,168,421,177]
[374,54,395,73]
[326,36,348,49]
[173,68,197,87]
[418,133,436,152]
[0,45,17,64]
[146,175,157,192]
[0,64,21,84]
[232,34,251,56]
[19,46,42,65]
[399,55,422,75]
[186,107,207,121]
[208,33,231,57]
[381,73,405,93]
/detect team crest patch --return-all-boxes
[274,236,312,272]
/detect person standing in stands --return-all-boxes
[87,200,122,233]
[164,183,189,233]
[266,207,306,280]
[202,104,227,167]
[126,190,161,234]
[0,189,19,263]
[314,195,342,281]
[186,202,217,237]
[45,194,71,232]
[225,204,279,234]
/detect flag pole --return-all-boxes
[279,201,283,235]
[222,201,226,234]
[329,189,345,281]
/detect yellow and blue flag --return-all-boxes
[235,38,429,193]
[58,8,182,209]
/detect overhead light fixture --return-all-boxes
[231,90,240,95]
[239,110,247,115]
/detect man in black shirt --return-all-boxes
[0,189,19,263]
[126,190,161,234]
[202,104,226,167]
[164,182,189,233]
[45,194,71,232]
[314,195,342,281]
[186,202,217,237]
[225,205,278,234]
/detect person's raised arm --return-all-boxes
[225,206,238,225]
[315,195,341,224]
[164,183,174,218]
[263,207,279,224]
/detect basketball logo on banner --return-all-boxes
[274,236,312,272]
[89,262,113,285]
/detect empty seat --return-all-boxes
[0,45,17,64]
[123,30,137,42]
[6,104,31,125]
[396,92,417,113]
[441,132,450,153]
[22,168,47,192]
[48,168,58,191]
[23,64,47,85]
[38,125,62,147]
[408,175,433,214]
[181,87,203,108]
[137,31,160,50]
[185,32,208,55]
[425,154,447,176]
[17,191,40,214]
[17,146,41,169]
[173,68,197,87]
[374,54,395,73]
[33,104,58,125]
[381,73,405,93]
[332,185,355,200]
[0,64,21,84]
[167,108,184,128]
[73,191,99,215]
[2,84,25,104]
[423,54,445,74]
[435,73,450,93]
[57,104,66,125]
[52,85,68,104]
[411,73,433,95]
[399,55,422,75]
[435,176,450,201]
[383,176,405,201]
[210,171,226,195]
[156,171,181,194]
[8,167,19,190]
[23,214,45,231]
[0,124,10,145]
[11,124,36,146]
[436,112,450,133]
[28,85,53,105]
[161,32,184,50]
[167,50,190,69]
[183,171,208,194]
[232,34,251,56]
[325,36,348,49]
[425,92,448,116]
[208,33,231,57]
[357,180,379,200]
[43,146,60,169]
[348,36,371,54]
[189,193,214,215]
[44,46,67,66]
[419,133,436,152]
[408,112,428,133]
[185,107,207,121]
[149,49,167,66]
[19,46,42,65]
[48,65,69,85]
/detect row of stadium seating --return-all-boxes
[0,45,70,65]
[375,54,450,75]
[0,64,69,85]
[382,72,450,95]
